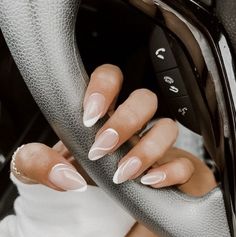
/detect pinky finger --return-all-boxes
[141,157,194,189]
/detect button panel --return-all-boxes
[170,96,200,133]
[150,25,201,134]
[150,26,177,72]
[156,68,187,98]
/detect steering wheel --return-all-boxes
[0,0,235,236]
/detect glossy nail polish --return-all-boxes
[141,171,166,185]
[113,157,142,184]
[83,93,106,127]
[88,128,119,161]
[49,163,87,192]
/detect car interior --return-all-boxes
[0,0,235,236]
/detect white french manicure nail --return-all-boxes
[141,171,166,185]
[83,93,106,127]
[49,164,87,192]
[88,128,119,161]
[113,157,142,184]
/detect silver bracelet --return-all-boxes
[11,145,25,176]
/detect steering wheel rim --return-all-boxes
[0,0,232,236]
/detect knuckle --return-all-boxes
[91,64,123,88]
[18,143,45,165]
[132,89,158,106]
[103,64,123,78]
[174,158,194,183]
[13,143,39,174]
[16,143,33,161]
[159,118,179,137]
[99,64,122,75]
[130,89,158,114]
[160,118,176,128]
[142,140,164,159]
[116,103,140,128]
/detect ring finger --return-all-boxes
[112,118,178,184]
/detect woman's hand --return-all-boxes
[83,64,216,195]
[10,64,216,237]
[11,64,216,197]
[11,141,89,192]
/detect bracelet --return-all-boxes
[11,145,25,176]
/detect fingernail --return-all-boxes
[141,171,166,185]
[83,93,106,127]
[88,128,119,161]
[49,164,87,192]
[113,157,142,184]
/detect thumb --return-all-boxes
[11,143,87,192]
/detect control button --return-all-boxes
[150,26,177,72]
[178,106,188,116]
[170,96,200,134]
[156,68,187,97]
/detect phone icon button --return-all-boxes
[157,68,187,98]
[155,48,166,60]
[150,26,177,72]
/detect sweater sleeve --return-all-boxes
[0,215,16,237]
[0,173,135,237]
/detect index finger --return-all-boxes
[83,64,123,127]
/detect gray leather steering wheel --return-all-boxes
[0,0,233,236]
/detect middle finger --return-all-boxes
[88,89,158,161]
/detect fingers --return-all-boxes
[162,148,217,196]
[88,89,158,161]
[11,143,87,192]
[83,64,123,127]
[112,118,178,184]
[84,65,212,195]
[140,157,194,188]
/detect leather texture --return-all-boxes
[0,0,230,236]
[216,0,236,55]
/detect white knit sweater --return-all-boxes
[0,174,135,237]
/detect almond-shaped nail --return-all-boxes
[88,128,119,161]
[141,171,166,185]
[49,164,87,192]
[113,157,142,184]
[83,93,106,127]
